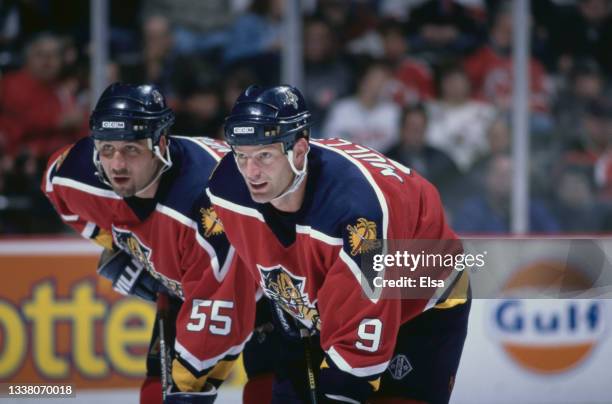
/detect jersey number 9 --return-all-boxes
[356,318,382,352]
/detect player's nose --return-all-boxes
[109,151,128,171]
[244,158,261,179]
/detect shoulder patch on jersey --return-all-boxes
[346,218,381,256]
[55,146,73,171]
[200,207,224,237]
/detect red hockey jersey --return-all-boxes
[207,138,466,383]
[42,135,257,390]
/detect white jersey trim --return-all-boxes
[326,346,389,377]
[61,214,79,222]
[295,225,343,246]
[174,332,252,372]
[51,176,121,199]
[214,245,235,283]
[423,265,461,312]
[174,136,228,162]
[206,189,265,222]
[155,204,220,274]
[81,221,97,239]
[325,395,360,404]
[339,249,380,304]
[312,140,390,239]
[44,153,64,192]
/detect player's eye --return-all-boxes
[124,145,140,156]
[256,152,273,164]
[98,144,115,157]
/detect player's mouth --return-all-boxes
[112,176,130,185]
[248,181,268,192]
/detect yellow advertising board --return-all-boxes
[0,238,245,390]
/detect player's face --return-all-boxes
[233,143,294,203]
[95,139,160,197]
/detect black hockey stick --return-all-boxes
[300,327,318,404]
[270,300,318,404]
[158,294,171,401]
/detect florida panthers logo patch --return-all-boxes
[54,146,73,170]
[257,264,321,331]
[346,218,380,256]
[200,207,224,237]
[112,226,183,299]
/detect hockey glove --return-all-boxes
[97,249,168,301]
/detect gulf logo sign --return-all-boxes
[489,260,605,374]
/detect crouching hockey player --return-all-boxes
[42,83,263,403]
[207,85,471,403]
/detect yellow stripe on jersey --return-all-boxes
[172,359,208,392]
[93,228,113,250]
[369,377,381,391]
[207,358,237,381]
[320,359,381,391]
[434,269,469,310]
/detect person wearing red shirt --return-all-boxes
[0,33,87,160]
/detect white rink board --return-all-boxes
[452,299,612,404]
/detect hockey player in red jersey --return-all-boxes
[42,83,261,403]
[207,85,471,403]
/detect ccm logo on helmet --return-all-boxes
[233,127,255,134]
[102,121,126,129]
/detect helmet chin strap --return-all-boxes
[134,138,173,197]
[271,146,310,203]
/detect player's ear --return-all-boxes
[292,138,309,169]
[157,136,168,155]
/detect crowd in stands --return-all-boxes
[1,0,611,235]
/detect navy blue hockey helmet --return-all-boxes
[90,83,175,145]
[224,85,311,152]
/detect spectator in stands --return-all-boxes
[314,0,379,50]
[173,64,224,138]
[466,116,511,194]
[565,99,612,201]
[563,98,611,172]
[0,32,86,161]
[426,63,496,172]
[554,59,606,138]
[386,103,460,202]
[223,0,283,83]
[142,0,235,56]
[470,115,511,169]
[322,59,400,153]
[406,0,485,61]
[221,68,258,115]
[453,154,560,234]
[303,17,353,137]
[118,15,178,103]
[380,19,435,105]
[548,0,612,75]
[463,2,552,132]
[550,167,603,232]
